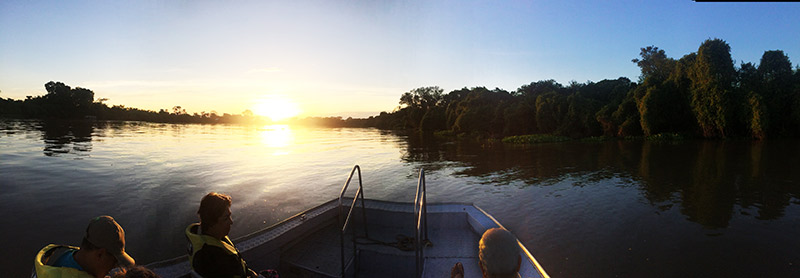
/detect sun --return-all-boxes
[252,97,301,122]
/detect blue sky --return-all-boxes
[1,1,799,118]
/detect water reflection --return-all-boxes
[259,124,293,152]
[40,120,94,158]
[14,119,800,229]
[2,119,797,277]
[401,135,800,228]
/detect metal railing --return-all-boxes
[414,168,430,278]
[339,165,368,278]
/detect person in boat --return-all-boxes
[478,228,522,278]
[33,215,136,278]
[451,228,521,278]
[186,192,259,278]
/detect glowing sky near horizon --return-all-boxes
[1,1,799,118]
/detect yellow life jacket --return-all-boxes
[33,244,94,278]
[185,223,248,278]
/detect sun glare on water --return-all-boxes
[252,97,301,122]
[260,124,293,155]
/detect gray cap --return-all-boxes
[85,215,135,266]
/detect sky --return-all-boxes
[1,1,799,119]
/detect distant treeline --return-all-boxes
[353,38,800,139]
[2,38,798,139]
[0,81,269,125]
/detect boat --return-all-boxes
[148,166,550,278]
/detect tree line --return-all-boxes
[0,81,266,125]
[358,38,800,139]
[2,38,798,139]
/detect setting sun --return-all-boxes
[252,97,302,122]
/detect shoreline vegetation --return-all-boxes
[2,39,800,143]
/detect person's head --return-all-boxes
[478,228,521,278]
[197,192,233,239]
[79,215,136,278]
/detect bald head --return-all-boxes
[479,228,521,278]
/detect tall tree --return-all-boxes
[43,81,95,118]
[632,46,674,83]
[631,46,686,136]
[689,39,736,138]
[758,50,794,135]
[399,86,444,129]
[738,62,767,139]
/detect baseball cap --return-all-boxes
[85,215,135,266]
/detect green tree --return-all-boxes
[632,46,674,82]
[738,62,767,139]
[43,81,96,118]
[689,39,736,138]
[452,87,512,136]
[420,106,446,131]
[503,100,536,135]
[534,92,567,134]
[631,46,687,136]
[399,86,444,129]
[758,50,794,136]
[614,93,642,137]
[443,88,471,129]
[594,78,636,136]
[509,80,565,135]
[559,93,602,137]
[666,53,699,135]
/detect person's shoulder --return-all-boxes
[33,246,92,278]
[51,248,80,267]
[39,245,80,268]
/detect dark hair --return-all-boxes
[198,192,232,232]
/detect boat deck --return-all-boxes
[149,199,548,278]
[279,205,484,278]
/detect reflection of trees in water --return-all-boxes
[682,142,736,228]
[400,136,800,228]
[399,132,465,174]
[40,120,94,157]
[637,141,800,228]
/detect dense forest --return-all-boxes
[360,39,800,140]
[2,39,798,140]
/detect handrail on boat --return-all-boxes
[339,165,368,278]
[414,168,430,278]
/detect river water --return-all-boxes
[1,119,798,277]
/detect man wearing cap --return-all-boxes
[33,215,136,278]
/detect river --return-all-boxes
[1,119,798,277]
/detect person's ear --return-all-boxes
[515,255,521,273]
